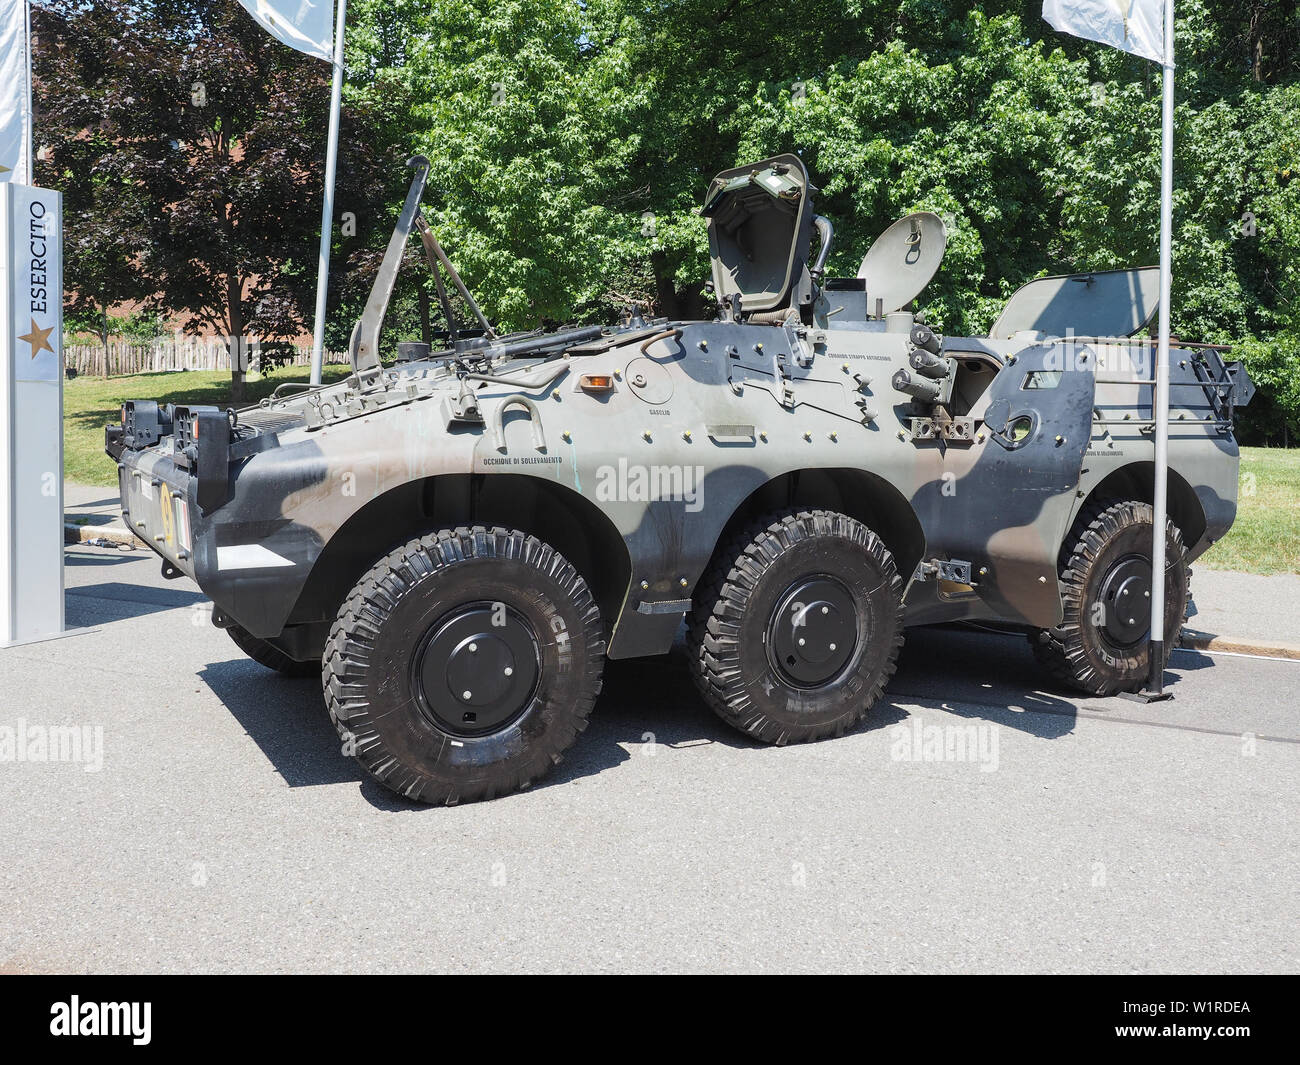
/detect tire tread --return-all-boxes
[1031,500,1189,695]
[686,509,905,744]
[322,525,604,805]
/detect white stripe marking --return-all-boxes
[216,544,295,571]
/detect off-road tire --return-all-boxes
[1031,500,1189,696]
[226,622,316,678]
[323,526,605,805]
[687,509,905,744]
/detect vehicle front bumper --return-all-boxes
[111,434,326,639]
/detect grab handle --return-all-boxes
[491,395,547,453]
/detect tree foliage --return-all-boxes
[31,1,1300,437]
[341,0,1298,441]
[33,0,394,397]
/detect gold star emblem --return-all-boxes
[19,318,55,358]
[0,163,10,174]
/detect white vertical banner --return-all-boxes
[1,182,63,645]
[0,0,33,184]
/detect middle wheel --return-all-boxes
[688,509,905,744]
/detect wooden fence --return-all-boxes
[64,337,349,377]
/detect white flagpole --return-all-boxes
[23,0,33,183]
[309,0,347,387]
[1148,0,1176,695]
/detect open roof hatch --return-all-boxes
[855,212,948,316]
[702,154,815,315]
[988,267,1161,339]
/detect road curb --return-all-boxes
[1179,628,1300,662]
[63,521,145,549]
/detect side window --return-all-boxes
[1022,370,1063,390]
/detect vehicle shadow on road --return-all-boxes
[561,640,912,773]
[199,626,1176,809]
[64,549,141,566]
[198,650,723,811]
[196,638,913,811]
[888,626,1083,740]
[572,645,757,745]
[198,659,364,790]
[355,645,772,810]
[65,580,208,624]
[1166,646,1217,673]
[886,624,1197,740]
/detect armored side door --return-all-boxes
[907,342,1094,627]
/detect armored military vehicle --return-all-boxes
[107,155,1252,805]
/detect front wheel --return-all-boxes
[687,509,905,744]
[323,526,605,805]
[1031,500,1189,695]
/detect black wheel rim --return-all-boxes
[411,601,541,736]
[766,575,860,689]
[1097,553,1152,650]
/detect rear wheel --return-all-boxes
[323,526,605,805]
[688,509,905,744]
[1031,500,1189,695]
[226,622,316,678]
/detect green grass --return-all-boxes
[63,365,351,486]
[1200,446,1300,575]
[64,377,1299,574]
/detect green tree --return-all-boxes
[34,0,393,399]
[36,0,1299,434]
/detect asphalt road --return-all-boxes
[0,543,1295,973]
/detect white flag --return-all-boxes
[236,0,334,62]
[1043,0,1165,64]
[0,0,32,183]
